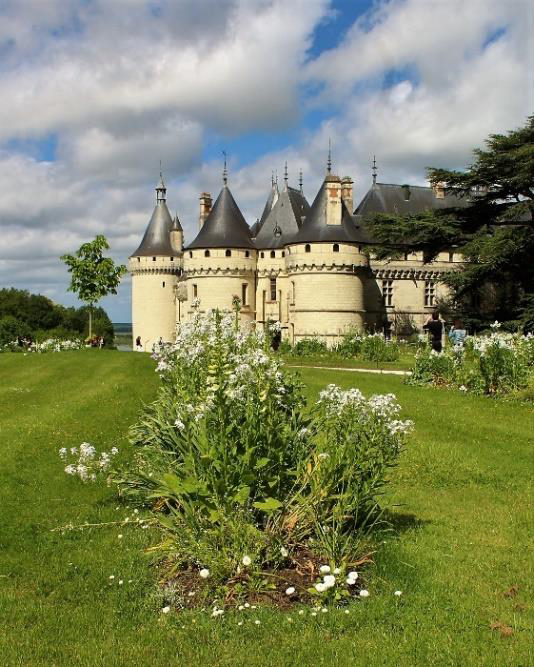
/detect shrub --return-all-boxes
[292,337,328,357]
[116,309,412,599]
[0,316,31,346]
[360,334,400,362]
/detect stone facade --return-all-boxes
[130,172,464,349]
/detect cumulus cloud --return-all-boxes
[0,0,531,321]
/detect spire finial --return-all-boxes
[156,163,166,202]
[275,169,278,186]
[284,161,288,188]
[298,169,303,194]
[372,155,377,185]
[327,138,332,174]
[222,150,228,185]
[271,170,275,187]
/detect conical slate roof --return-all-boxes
[291,176,371,244]
[186,185,254,250]
[254,186,310,249]
[131,200,176,257]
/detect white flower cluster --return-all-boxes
[60,443,119,482]
[2,338,84,354]
[314,564,362,595]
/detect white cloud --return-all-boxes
[0,0,531,321]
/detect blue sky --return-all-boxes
[0,0,531,321]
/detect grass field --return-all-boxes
[0,350,532,666]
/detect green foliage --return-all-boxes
[367,115,534,329]
[0,315,32,345]
[0,287,114,343]
[61,235,127,307]
[409,328,533,396]
[292,337,329,356]
[117,311,410,589]
[360,335,400,362]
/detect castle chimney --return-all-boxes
[199,192,212,228]
[325,174,342,225]
[170,215,183,253]
[341,176,353,213]
[432,181,445,199]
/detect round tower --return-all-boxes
[129,175,182,350]
[286,167,370,345]
[182,168,256,324]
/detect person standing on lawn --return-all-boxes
[423,311,444,353]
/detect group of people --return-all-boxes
[423,312,466,353]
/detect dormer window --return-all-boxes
[225,249,232,257]
[260,252,265,258]
[305,244,311,253]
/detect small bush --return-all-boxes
[360,334,400,362]
[115,309,412,601]
[292,337,328,357]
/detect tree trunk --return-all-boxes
[88,306,93,339]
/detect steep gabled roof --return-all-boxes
[254,186,310,249]
[291,176,371,244]
[354,182,469,218]
[130,200,176,257]
[186,185,254,250]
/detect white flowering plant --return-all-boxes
[117,309,412,601]
[60,443,119,482]
[409,327,533,396]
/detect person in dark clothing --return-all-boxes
[423,311,444,352]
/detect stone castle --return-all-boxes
[130,160,465,350]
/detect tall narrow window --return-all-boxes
[225,249,232,257]
[260,251,265,258]
[193,284,198,299]
[204,250,210,257]
[270,277,277,301]
[137,257,140,262]
[270,250,276,258]
[162,281,165,288]
[305,244,311,253]
[170,256,174,261]
[242,283,248,305]
[291,281,295,304]
[333,243,339,252]
[152,257,156,261]
[245,251,250,258]
[424,281,436,307]
[382,280,394,307]
[189,251,193,258]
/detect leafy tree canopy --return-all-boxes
[61,235,127,337]
[367,115,534,330]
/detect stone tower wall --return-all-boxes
[129,256,180,350]
[256,249,289,331]
[286,242,367,344]
[181,248,256,324]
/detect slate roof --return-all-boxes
[290,176,371,244]
[130,200,176,257]
[186,185,255,250]
[354,182,469,218]
[254,186,310,249]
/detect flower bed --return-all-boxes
[110,308,412,609]
[408,323,534,396]
[1,338,84,353]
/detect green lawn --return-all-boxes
[0,350,532,666]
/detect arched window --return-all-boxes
[204,250,210,257]
[225,249,232,257]
[189,251,193,258]
[245,251,250,258]
[270,250,276,258]
[152,256,156,261]
[260,251,265,258]
[333,244,339,252]
[305,244,311,253]
[281,251,285,257]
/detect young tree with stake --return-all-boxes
[61,236,127,340]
